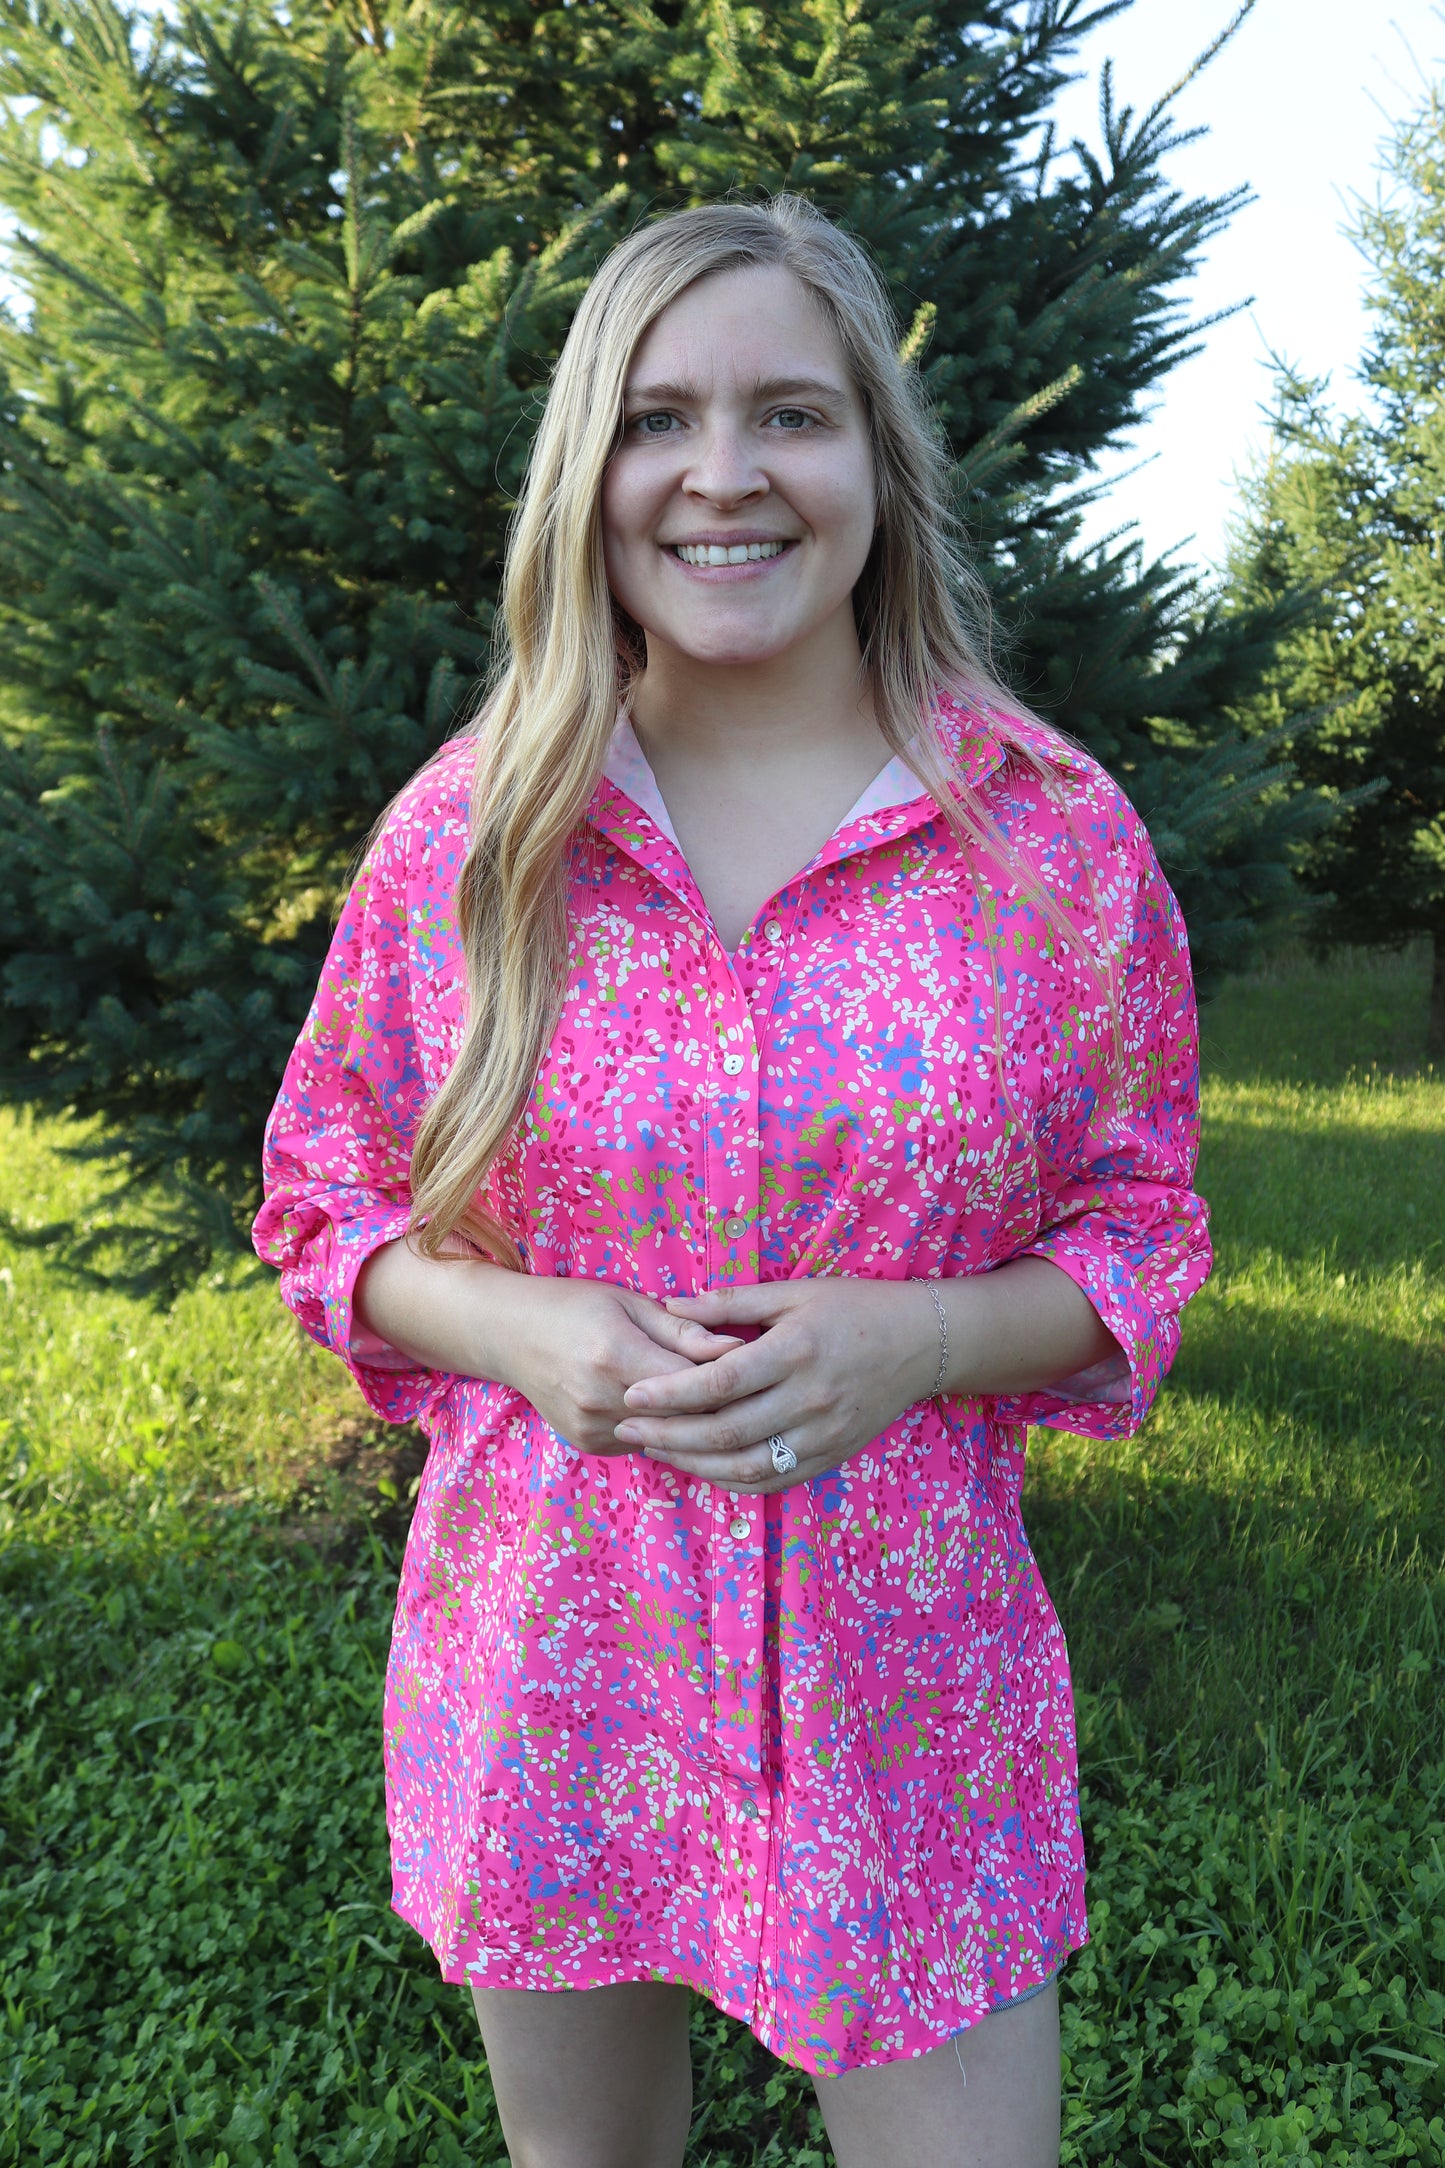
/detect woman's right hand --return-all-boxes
[354,1239,742,1455]
[503,1276,744,1454]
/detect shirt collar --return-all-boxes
[601,713,934,850]
[588,695,1011,925]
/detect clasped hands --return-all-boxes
[525,1277,945,1495]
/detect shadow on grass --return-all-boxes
[1199,1114,1445,1276]
[1175,1300,1444,1462]
[1199,938,1434,1086]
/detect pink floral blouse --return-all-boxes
[253,692,1210,2077]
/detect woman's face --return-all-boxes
[601,264,877,674]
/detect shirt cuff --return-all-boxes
[283,1204,457,1425]
[991,1229,1175,1439]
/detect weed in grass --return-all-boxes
[2,945,1443,2164]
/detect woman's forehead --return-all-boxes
[624,265,854,398]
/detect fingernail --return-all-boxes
[623,1387,650,1409]
[615,1422,643,1444]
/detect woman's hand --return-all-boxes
[505,1278,745,1455]
[611,1278,940,1491]
[611,1261,1122,1490]
[354,1241,743,1456]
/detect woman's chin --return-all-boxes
[642,622,817,673]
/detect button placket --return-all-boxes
[510,750,1019,2034]
[703,964,768,1925]
[707,988,760,1284]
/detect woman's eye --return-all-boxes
[632,412,679,436]
[769,408,815,431]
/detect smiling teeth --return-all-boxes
[674,541,787,566]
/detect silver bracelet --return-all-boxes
[913,1277,949,1398]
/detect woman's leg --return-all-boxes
[810,1980,1061,2168]
[470,1979,694,2168]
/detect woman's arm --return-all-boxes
[615,809,1207,1493]
[253,753,741,1447]
[931,1255,1123,1399]
[354,1238,538,1381]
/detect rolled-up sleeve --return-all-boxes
[252,809,454,1424]
[994,826,1211,1439]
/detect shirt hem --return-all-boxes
[402,1899,1091,2078]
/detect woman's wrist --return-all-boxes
[879,1279,949,1410]
[929,1257,1120,1399]
[912,1279,949,1398]
[355,1238,534,1385]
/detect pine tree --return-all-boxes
[0,0,1321,1294]
[1228,83,1445,1061]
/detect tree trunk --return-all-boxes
[1429,930,1445,1068]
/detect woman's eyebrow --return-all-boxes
[623,379,701,408]
[749,374,849,409]
[621,374,850,410]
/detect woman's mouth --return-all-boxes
[669,539,792,566]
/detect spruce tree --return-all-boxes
[1228,84,1445,1060]
[0,0,1321,1293]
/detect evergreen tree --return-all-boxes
[1228,83,1445,1061]
[0,0,1321,1293]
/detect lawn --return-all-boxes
[1,945,1441,2166]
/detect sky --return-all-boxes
[1046,0,1445,574]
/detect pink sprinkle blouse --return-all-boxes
[253,693,1210,2076]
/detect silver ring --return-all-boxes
[767,1433,798,1474]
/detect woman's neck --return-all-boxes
[625,632,896,953]
[629,621,884,774]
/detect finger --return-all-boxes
[622,1294,746,1361]
[664,1285,804,1329]
[615,1383,796,1458]
[644,1433,807,1493]
[620,1334,789,1416]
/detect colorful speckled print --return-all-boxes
[253,694,1210,2077]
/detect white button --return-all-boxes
[721,1053,745,1076]
[722,1215,748,1240]
[738,1799,760,1821]
[763,917,783,942]
[728,1515,749,1540]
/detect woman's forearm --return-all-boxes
[354,1237,530,1383]
[354,1241,740,1450]
[936,1255,1122,1398]
[355,1240,1119,1407]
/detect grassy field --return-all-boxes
[2,946,1442,2166]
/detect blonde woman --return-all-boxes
[255,196,1210,2168]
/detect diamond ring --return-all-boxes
[767,1433,798,1475]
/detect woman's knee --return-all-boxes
[470,1978,694,2168]
[811,1981,1061,2168]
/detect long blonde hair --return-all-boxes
[407,195,1083,1264]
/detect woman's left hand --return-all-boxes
[611,1278,943,1491]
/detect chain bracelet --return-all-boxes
[913,1277,949,1398]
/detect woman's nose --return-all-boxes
[683,424,767,504]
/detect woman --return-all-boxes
[254,196,1210,2168]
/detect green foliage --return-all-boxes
[1227,82,1445,1055]
[1124,719,1354,1001]
[3,949,1443,2163]
[0,0,1332,1293]
[0,1100,362,1531]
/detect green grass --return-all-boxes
[2,944,1442,2165]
